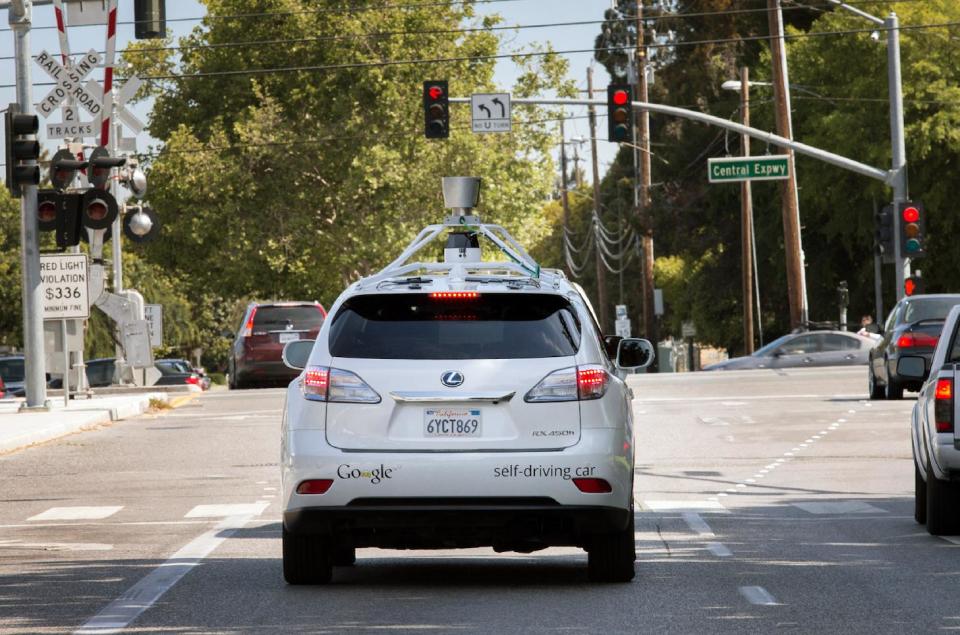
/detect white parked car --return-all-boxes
[906,304,960,535]
[279,178,653,584]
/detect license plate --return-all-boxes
[278,332,299,343]
[424,408,482,437]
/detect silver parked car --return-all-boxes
[703,330,875,371]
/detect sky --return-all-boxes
[1,0,618,175]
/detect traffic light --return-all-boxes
[898,201,925,259]
[905,274,925,297]
[607,84,633,143]
[88,146,126,189]
[423,80,449,139]
[37,190,59,232]
[4,103,40,198]
[134,0,166,39]
[49,149,88,191]
[875,204,894,263]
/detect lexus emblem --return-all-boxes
[441,371,464,387]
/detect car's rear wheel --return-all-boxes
[587,514,636,583]
[885,375,904,400]
[914,459,927,525]
[282,527,333,584]
[868,366,885,400]
[926,467,960,536]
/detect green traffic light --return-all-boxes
[613,124,629,141]
[905,238,921,253]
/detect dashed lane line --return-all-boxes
[74,508,266,635]
[739,585,780,606]
[28,506,123,521]
[682,512,732,558]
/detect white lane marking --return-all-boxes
[941,537,960,545]
[28,506,123,521]
[848,410,857,414]
[792,501,886,515]
[184,503,269,518]
[682,512,714,536]
[639,393,861,403]
[708,542,733,557]
[0,540,112,551]
[75,511,262,634]
[643,500,727,512]
[740,585,779,606]
[262,487,277,491]
[720,401,747,406]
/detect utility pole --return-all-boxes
[559,118,572,278]
[767,0,808,329]
[739,67,755,354]
[587,66,609,330]
[9,0,49,409]
[635,0,657,353]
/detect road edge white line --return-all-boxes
[739,585,779,606]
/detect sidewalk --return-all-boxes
[0,389,200,455]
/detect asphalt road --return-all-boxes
[1,367,953,633]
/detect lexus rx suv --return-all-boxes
[279,279,653,584]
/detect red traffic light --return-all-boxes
[902,206,919,223]
[38,201,57,223]
[905,278,916,296]
[428,85,444,100]
[612,90,629,106]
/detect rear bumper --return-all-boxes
[236,360,298,382]
[283,501,630,549]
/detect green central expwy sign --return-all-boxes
[708,155,791,183]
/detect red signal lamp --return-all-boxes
[428,85,444,100]
[612,90,629,106]
[902,206,919,223]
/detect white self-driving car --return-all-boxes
[280,178,653,584]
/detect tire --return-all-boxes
[333,546,356,566]
[926,467,960,536]
[915,460,927,525]
[282,527,333,585]
[885,375,904,400]
[587,514,636,583]
[868,366,885,400]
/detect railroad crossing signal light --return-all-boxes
[4,103,40,198]
[905,275,925,297]
[81,188,119,230]
[134,0,166,39]
[37,190,83,248]
[423,80,449,139]
[49,149,88,191]
[88,146,126,189]
[607,84,633,143]
[898,201,925,259]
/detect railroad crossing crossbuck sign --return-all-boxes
[35,49,103,138]
[471,93,511,133]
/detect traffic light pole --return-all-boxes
[9,0,49,409]
[886,12,910,299]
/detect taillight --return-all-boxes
[296,479,333,495]
[429,291,479,300]
[572,478,612,493]
[242,307,258,337]
[301,366,380,403]
[576,367,609,400]
[525,365,610,402]
[897,332,939,348]
[935,377,954,433]
[186,375,200,386]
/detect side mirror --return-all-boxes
[616,338,655,370]
[897,356,926,380]
[603,335,622,361]
[282,339,315,370]
[772,349,784,358]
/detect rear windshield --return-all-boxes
[252,305,323,333]
[901,298,960,324]
[328,293,581,359]
[0,358,24,382]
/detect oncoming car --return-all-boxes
[279,177,653,584]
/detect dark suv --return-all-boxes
[868,294,960,399]
[228,302,326,389]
